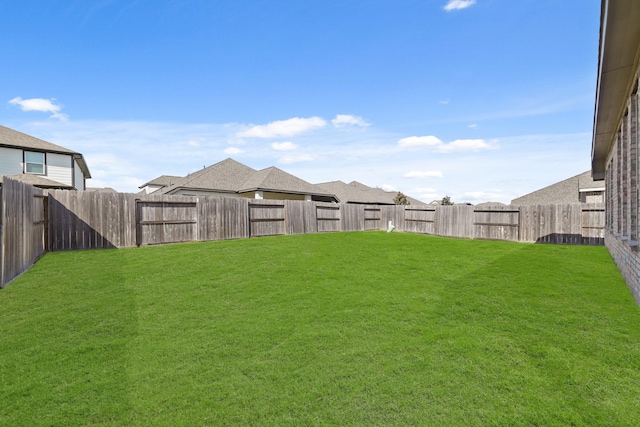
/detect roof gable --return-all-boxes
[162,158,256,194]
[511,171,602,205]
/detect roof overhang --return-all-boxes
[73,154,91,179]
[592,0,640,180]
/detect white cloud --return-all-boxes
[412,187,440,201]
[271,141,298,151]
[398,136,497,153]
[6,119,587,205]
[224,146,245,155]
[468,124,478,129]
[404,170,444,178]
[462,190,511,202]
[398,135,443,148]
[237,116,326,138]
[278,154,317,164]
[8,97,69,121]
[436,139,496,153]
[380,184,396,192]
[439,99,450,105]
[187,140,200,147]
[443,0,477,12]
[331,114,370,128]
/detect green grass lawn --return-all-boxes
[2,232,640,426]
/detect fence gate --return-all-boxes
[136,200,197,246]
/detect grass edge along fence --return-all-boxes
[0,177,605,287]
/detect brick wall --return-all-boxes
[605,231,640,305]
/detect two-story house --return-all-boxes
[0,125,91,190]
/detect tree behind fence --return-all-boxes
[0,181,605,287]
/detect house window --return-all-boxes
[24,151,45,174]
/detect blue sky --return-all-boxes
[1,0,600,204]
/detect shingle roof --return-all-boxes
[0,125,91,178]
[159,159,336,199]
[161,158,257,194]
[510,171,604,205]
[238,167,335,197]
[1,174,74,189]
[315,180,426,205]
[140,175,183,188]
[85,187,118,193]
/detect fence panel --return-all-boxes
[581,203,606,245]
[249,201,285,237]
[216,196,249,240]
[136,199,198,246]
[341,204,364,231]
[435,205,475,238]
[404,207,436,234]
[474,209,520,241]
[284,200,306,235]
[0,178,45,287]
[317,203,341,232]
[364,206,382,231]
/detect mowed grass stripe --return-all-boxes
[1,232,639,426]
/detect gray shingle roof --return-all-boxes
[510,171,604,205]
[158,159,337,199]
[316,180,426,205]
[0,125,91,178]
[161,158,257,194]
[85,187,118,193]
[140,175,183,188]
[238,167,335,197]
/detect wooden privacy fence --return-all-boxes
[43,190,605,250]
[0,179,606,287]
[0,178,46,287]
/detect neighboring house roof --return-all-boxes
[158,158,336,200]
[85,187,118,193]
[475,202,510,209]
[139,175,183,188]
[1,174,74,189]
[161,158,257,194]
[238,166,335,197]
[0,125,91,179]
[316,180,426,205]
[316,180,393,204]
[510,171,604,205]
[591,0,640,180]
